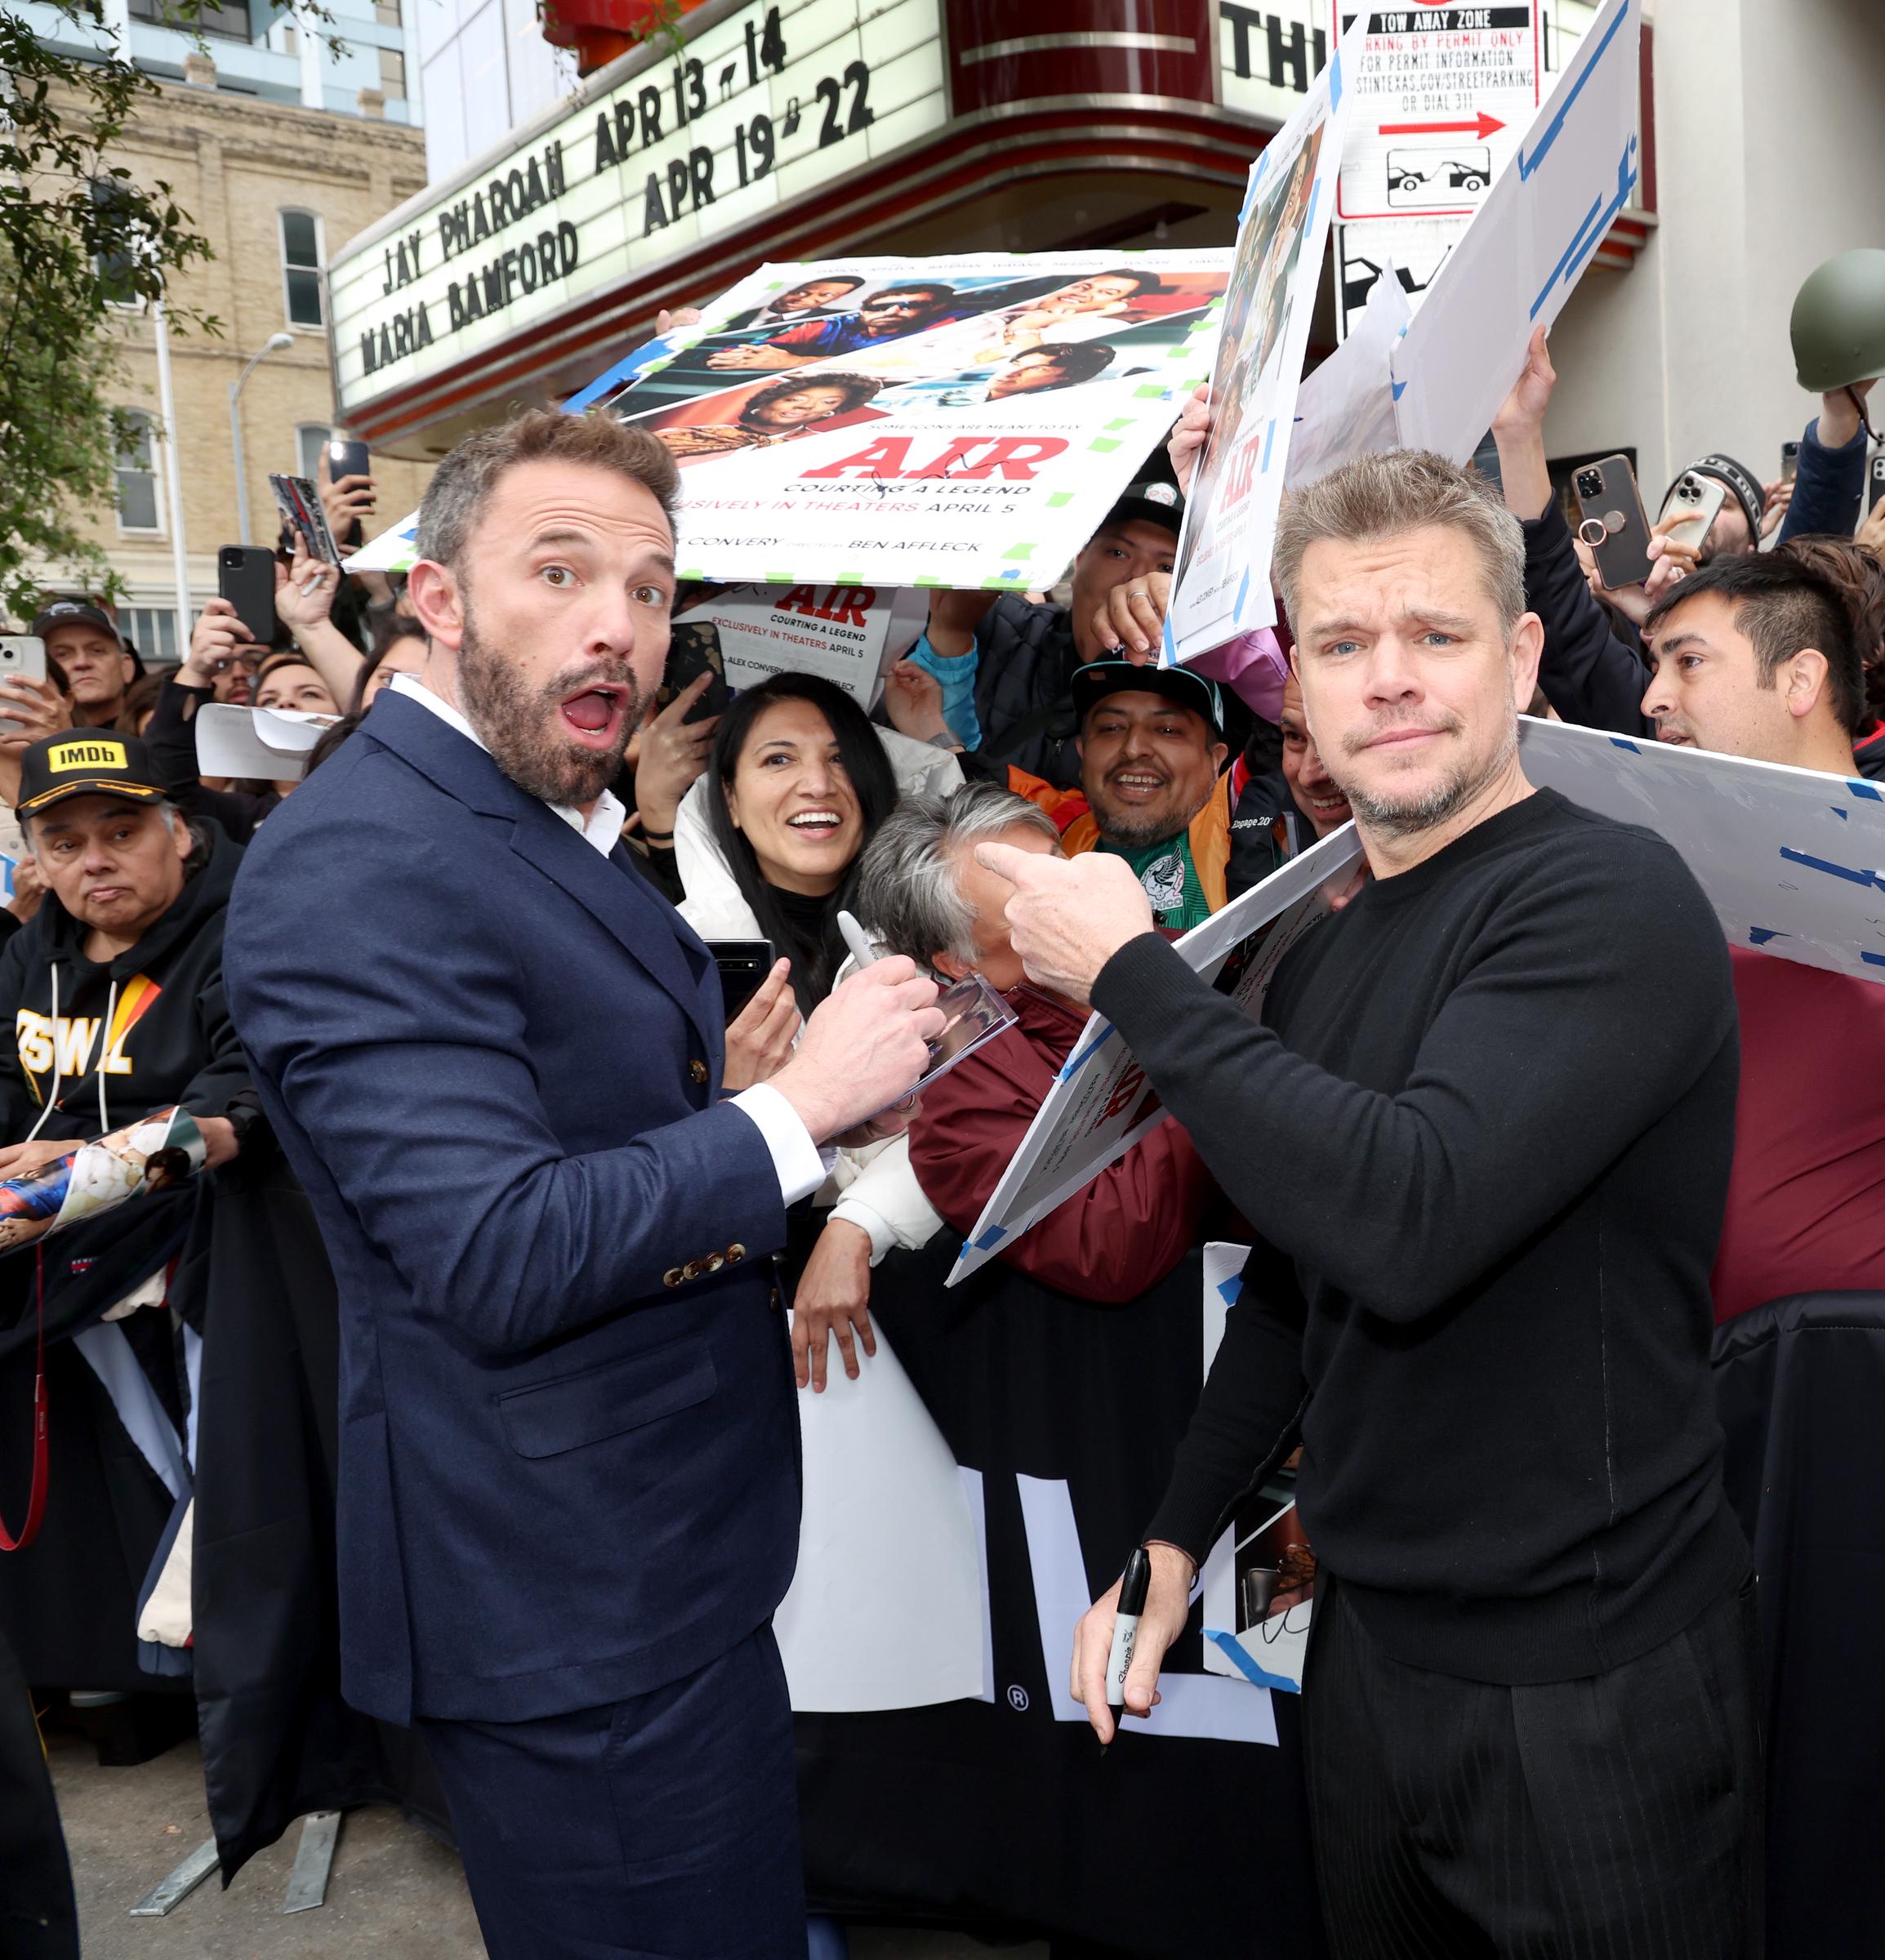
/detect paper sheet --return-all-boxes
[776,1326,986,1713]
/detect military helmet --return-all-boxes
[1790,249,1885,394]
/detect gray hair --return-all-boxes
[415,407,680,574]
[1273,449,1526,638]
[855,783,1060,969]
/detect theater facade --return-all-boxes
[329,0,1637,461]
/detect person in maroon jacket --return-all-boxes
[855,781,1215,1293]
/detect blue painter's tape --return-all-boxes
[1261,419,1277,473]
[1748,928,1786,947]
[1531,142,1638,319]
[1864,951,1885,969]
[1779,846,1885,893]
[1057,1022,1116,1080]
[1609,737,1640,752]
[1520,0,1633,179]
[1234,568,1251,624]
[1205,1629,1299,1694]
[1304,180,1321,235]
[1832,808,1850,821]
[1160,618,1177,670]
[1328,47,1342,109]
[1217,1275,1243,1307]
[1848,779,1883,801]
[973,1224,1008,1251]
[1391,379,1407,401]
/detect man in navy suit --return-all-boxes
[222,408,943,1958]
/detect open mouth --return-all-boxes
[559,685,628,747]
[785,807,847,842]
[1108,770,1168,801]
[1305,791,1350,813]
[1656,730,1695,746]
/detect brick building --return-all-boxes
[34,65,434,660]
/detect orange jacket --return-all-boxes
[1005,765,1234,915]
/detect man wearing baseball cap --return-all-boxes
[29,601,142,730]
[0,729,252,1700]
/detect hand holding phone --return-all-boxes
[218,545,278,648]
[1573,457,1655,590]
[1656,470,1728,556]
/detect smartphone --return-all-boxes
[218,545,277,648]
[1780,440,1800,484]
[707,938,776,1021]
[1572,457,1656,590]
[328,438,371,484]
[268,473,344,566]
[1657,470,1728,555]
[1867,453,1885,517]
[0,636,47,736]
[662,619,731,725]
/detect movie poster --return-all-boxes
[568,252,1228,589]
[1166,55,1353,664]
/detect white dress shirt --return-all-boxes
[389,675,827,1204]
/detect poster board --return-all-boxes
[671,582,927,710]
[577,252,1229,590]
[1391,0,1641,463]
[1517,718,1885,985]
[1165,46,1355,662]
[947,825,1365,1290]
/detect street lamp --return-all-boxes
[229,332,295,546]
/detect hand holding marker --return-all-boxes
[1102,1545,1153,1756]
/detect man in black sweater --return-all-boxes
[978,450,1760,1958]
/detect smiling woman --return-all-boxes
[700,672,899,1013]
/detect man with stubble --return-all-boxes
[978,450,1761,1958]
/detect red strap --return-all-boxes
[0,1249,48,1552]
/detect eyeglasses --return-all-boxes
[206,653,264,676]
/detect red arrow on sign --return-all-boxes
[1379,111,1507,140]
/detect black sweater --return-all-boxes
[1092,789,1750,1684]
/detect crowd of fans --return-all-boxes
[3,265,1884,1958]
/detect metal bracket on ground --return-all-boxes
[127,1838,219,1917]
[282,1810,343,1913]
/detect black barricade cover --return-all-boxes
[1713,1290,1885,1960]
[189,1156,383,1882]
[796,1234,1324,1958]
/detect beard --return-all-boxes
[455,601,644,808]
[1089,770,1210,853]
[1335,710,1517,839]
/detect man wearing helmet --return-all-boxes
[1776,247,1885,546]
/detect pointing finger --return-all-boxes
[973,840,1037,886]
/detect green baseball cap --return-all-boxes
[1789,249,1885,394]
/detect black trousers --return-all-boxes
[1303,1579,1763,1960]
[420,1623,804,1960]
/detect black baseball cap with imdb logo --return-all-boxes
[17,732,167,818]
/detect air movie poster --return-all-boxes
[566,251,1229,590]
[1166,50,1353,664]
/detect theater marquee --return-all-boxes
[327,0,946,427]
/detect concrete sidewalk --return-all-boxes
[51,1731,1045,1959]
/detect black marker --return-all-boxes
[1100,1545,1152,1756]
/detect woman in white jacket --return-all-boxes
[674,671,960,1390]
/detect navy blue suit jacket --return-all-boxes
[222,692,800,1725]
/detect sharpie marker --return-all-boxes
[1100,1545,1153,1755]
[837,909,877,970]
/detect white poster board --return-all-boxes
[577,252,1228,590]
[776,1328,987,1713]
[1391,0,1641,462]
[1517,718,1885,984]
[671,582,926,710]
[947,826,1366,1290]
[1166,50,1357,662]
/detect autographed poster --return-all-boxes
[1166,52,1353,662]
[569,252,1228,589]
